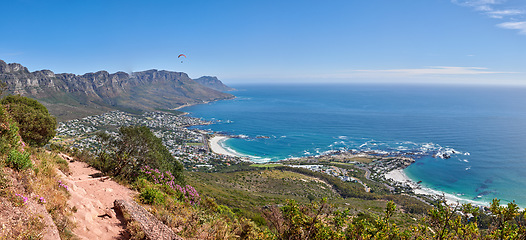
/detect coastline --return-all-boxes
[173,102,208,111]
[208,130,489,207]
[174,96,237,111]
[384,168,489,207]
[208,135,245,158]
[206,130,489,207]
[178,85,525,208]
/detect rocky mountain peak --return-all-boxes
[194,76,234,92]
[0,60,29,74]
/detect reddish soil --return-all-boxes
[57,159,136,240]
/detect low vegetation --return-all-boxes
[2,92,526,239]
[0,148,75,239]
[0,94,73,239]
[1,95,56,147]
[93,126,184,183]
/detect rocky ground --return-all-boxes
[57,155,136,240]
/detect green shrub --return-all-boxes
[0,105,20,153]
[218,205,235,218]
[95,126,184,183]
[1,95,56,147]
[6,149,32,171]
[139,187,165,205]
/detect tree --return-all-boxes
[96,126,184,182]
[0,105,21,153]
[488,199,524,239]
[1,95,56,147]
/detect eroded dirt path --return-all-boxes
[56,157,136,240]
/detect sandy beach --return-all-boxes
[209,135,242,157]
[384,169,488,207]
[384,169,427,195]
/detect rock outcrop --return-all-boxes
[114,199,182,240]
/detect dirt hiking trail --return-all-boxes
[56,155,136,240]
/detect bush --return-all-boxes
[0,105,20,154]
[96,126,184,182]
[140,187,165,205]
[1,95,56,147]
[6,149,32,171]
[140,166,199,205]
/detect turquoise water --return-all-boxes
[182,84,526,206]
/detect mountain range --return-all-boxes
[0,60,234,120]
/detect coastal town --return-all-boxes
[54,110,455,205]
[54,110,245,170]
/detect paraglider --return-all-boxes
[178,54,186,63]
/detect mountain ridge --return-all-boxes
[194,76,235,92]
[0,60,234,120]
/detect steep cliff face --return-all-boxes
[0,60,234,120]
[194,76,235,92]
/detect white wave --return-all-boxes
[321,150,339,155]
[250,156,272,163]
[411,179,489,207]
[434,147,460,159]
[421,143,436,149]
[465,166,471,170]
[464,152,471,156]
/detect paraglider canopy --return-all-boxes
[178,54,186,63]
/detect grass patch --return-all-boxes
[249,164,283,168]
[6,150,32,171]
[29,149,76,239]
[185,142,203,146]
[329,161,354,166]
[186,169,341,212]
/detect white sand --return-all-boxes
[209,136,242,157]
[384,169,488,207]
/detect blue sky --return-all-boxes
[1,0,525,85]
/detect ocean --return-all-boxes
[182,84,526,207]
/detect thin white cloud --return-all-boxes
[352,66,514,76]
[452,0,526,34]
[226,66,524,85]
[497,21,526,34]
[452,0,501,11]
[487,9,523,18]
[298,66,518,81]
